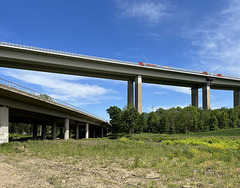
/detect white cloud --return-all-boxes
[147,104,189,112]
[187,0,240,76]
[153,91,168,95]
[145,83,191,95]
[115,0,169,24]
[2,69,119,105]
[158,85,191,95]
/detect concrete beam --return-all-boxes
[33,124,38,140]
[234,89,240,107]
[191,87,198,108]
[0,106,9,144]
[202,83,210,110]
[135,75,142,114]
[85,122,89,139]
[128,80,134,106]
[64,119,69,140]
[76,125,79,139]
[52,122,57,140]
[42,125,46,140]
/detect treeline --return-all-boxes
[107,106,240,135]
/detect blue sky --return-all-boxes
[0,0,239,120]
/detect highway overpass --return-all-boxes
[0,78,109,143]
[0,43,240,118]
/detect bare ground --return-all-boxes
[0,155,163,188]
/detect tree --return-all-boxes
[209,112,219,131]
[39,94,52,101]
[228,109,237,128]
[159,112,170,133]
[106,106,122,135]
[198,110,210,132]
[136,113,148,133]
[147,112,160,133]
[122,106,139,134]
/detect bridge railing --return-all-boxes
[0,77,107,122]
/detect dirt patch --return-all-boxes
[0,155,163,188]
[0,158,53,188]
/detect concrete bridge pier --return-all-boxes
[85,122,89,139]
[64,119,69,140]
[135,75,142,114]
[52,122,57,140]
[42,125,47,140]
[191,87,199,108]
[202,82,210,110]
[33,124,38,140]
[0,106,9,143]
[234,89,240,107]
[128,80,134,106]
[76,125,79,139]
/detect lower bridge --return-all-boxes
[0,78,109,143]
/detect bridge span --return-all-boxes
[0,78,109,143]
[0,42,240,123]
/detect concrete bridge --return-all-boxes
[0,78,108,143]
[1,42,240,114]
[1,42,240,142]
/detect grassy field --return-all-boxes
[0,129,240,187]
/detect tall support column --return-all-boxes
[76,125,79,139]
[191,87,199,108]
[135,75,142,114]
[52,122,57,140]
[202,82,210,110]
[128,80,134,106]
[33,124,38,140]
[64,119,69,140]
[234,89,240,108]
[85,122,89,139]
[42,125,47,140]
[0,106,9,144]
[101,127,104,138]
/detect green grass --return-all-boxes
[1,128,240,187]
[187,128,240,137]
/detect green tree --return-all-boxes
[228,109,237,128]
[209,112,219,131]
[198,110,210,132]
[39,94,52,101]
[159,112,170,133]
[147,112,159,133]
[136,112,148,133]
[122,106,139,134]
[106,106,122,135]
[178,106,199,133]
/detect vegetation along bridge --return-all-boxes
[1,42,240,142]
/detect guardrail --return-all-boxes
[0,77,107,123]
[1,42,240,81]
